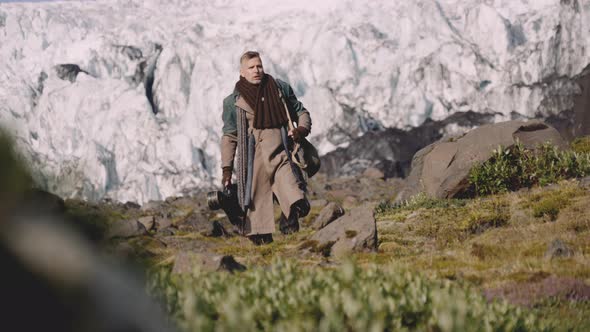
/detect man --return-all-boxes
[220,51,311,245]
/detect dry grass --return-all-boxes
[376,180,590,286]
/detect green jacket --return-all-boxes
[222,79,308,135]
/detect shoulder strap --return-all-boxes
[276,87,295,131]
[276,83,307,170]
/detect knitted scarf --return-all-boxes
[235,74,288,129]
[236,108,250,213]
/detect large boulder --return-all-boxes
[307,203,377,258]
[396,120,567,201]
[320,111,496,178]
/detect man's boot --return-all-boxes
[248,233,273,245]
[279,199,310,235]
[278,210,299,235]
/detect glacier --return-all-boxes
[0,0,589,203]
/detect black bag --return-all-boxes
[296,137,321,178]
[277,83,321,178]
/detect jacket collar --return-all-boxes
[235,95,254,114]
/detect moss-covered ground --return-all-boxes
[372,179,590,330]
[62,176,590,331]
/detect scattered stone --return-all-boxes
[326,188,356,201]
[158,228,176,236]
[130,237,167,258]
[172,196,204,209]
[545,239,574,259]
[310,199,328,208]
[579,176,590,190]
[397,120,567,201]
[311,202,345,230]
[155,217,172,231]
[106,220,148,239]
[123,201,141,209]
[137,216,155,231]
[308,203,377,258]
[172,251,246,274]
[165,196,181,204]
[141,200,161,212]
[342,196,358,210]
[363,167,385,180]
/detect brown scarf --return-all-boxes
[235,74,288,129]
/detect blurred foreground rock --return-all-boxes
[0,130,173,332]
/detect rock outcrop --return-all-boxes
[320,111,496,179]
[396,120,567,201]
[307,203,377,258]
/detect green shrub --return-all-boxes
[468,142,590,196]
[147,261,548,332]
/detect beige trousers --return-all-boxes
[244,127,305,235]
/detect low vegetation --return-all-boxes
[43,136,590,331]
[468,142,590,196]
[148,260,547,332]
[375,180,590,331]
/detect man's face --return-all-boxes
[240,57,264,84]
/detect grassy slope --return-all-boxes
[371,180,590,330]
[64,179,590,331]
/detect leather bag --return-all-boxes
[278,90,321,178]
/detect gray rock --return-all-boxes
[309,203,377,258]
[320,111,496,179]
[545,239,574,259]
[363,167,385,180]
[579,176,590,190]
[312,202,345,230]
[107,220,148,239]
[179,210,233,237]
[172,251,246,274]
[137,216,155,231]
[123,201,140,209]
[310,199,328,208]
[158,228,176,236]
[141,200,161,212]
[397,120,567,201]
[342,196,358,210]
[155,217,172,231]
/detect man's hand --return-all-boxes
[222,166,233,188]
[288,126,309,143]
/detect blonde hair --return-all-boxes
[239,51,261,64]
